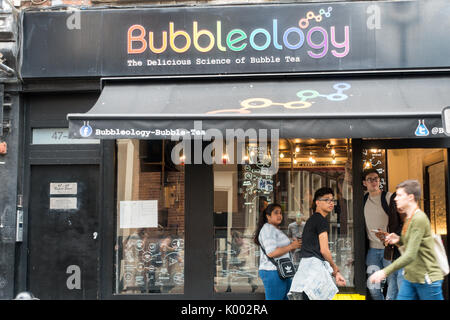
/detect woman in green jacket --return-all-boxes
[369,180,444,300]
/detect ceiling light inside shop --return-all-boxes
[277,138,351,168]
[222,154,229,164]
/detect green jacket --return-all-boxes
[383,210,443,284]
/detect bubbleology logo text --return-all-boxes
[127,18,349,59]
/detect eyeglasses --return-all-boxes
[366,177,380,183]
[318,198,338,204]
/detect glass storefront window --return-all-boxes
[115,140,185,294]
[214,162,263,293]
[214,139,355,293]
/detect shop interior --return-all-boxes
[114,138,448,297]
[213,138,354,293]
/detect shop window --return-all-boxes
[115,139,185,294]
[213,139,355,293]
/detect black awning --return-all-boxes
[68,76,449,140]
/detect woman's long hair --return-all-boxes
[253,203,282,246]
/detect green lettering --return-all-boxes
[226,29,247,51]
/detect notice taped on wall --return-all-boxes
[50,197,78,210]
[120,200,158,229]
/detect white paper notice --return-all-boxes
[50,197,78,210]
[120,200,158,229]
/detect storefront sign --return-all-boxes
[68,76,449,140]
[21,1,450,78]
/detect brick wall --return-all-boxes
[19,0,347,10]
[139,170,185,233]
[232,209,246,230]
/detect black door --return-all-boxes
[424,158,449,300]
[28,165,99,299]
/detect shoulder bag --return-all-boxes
[432,233,449,276]
[260,245,296,279]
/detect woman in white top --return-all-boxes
[254,203,301,300]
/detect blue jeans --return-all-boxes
[259,270,292,300]
[386,267,405,300]
[366,248,404,300]
[397,279,444,300]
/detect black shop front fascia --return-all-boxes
[20,1,450,140]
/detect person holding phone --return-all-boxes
[369,180,444,300]
[254,203,301,300]
[362,168,404,300]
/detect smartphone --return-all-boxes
[372,229,387,240]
